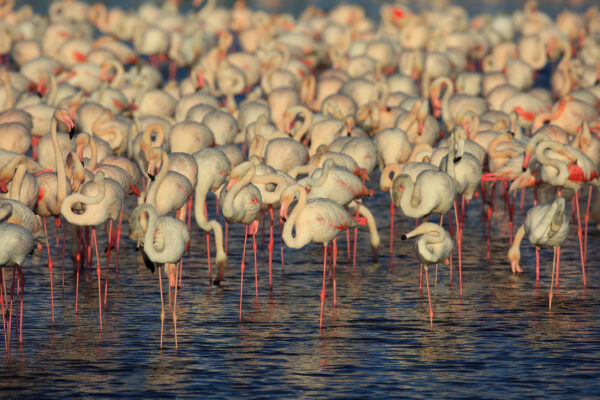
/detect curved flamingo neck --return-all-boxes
[223,161,255,218]
[282,185,308,248]
[146,150,169,206]
[51,112,68,205]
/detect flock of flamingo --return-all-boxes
[0,0,599,353]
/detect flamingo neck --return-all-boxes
[282,186,308,248]
[146,151,169,206]
[51,114,68,205]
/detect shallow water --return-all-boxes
[1,183,599,398]
[2,0,600,397]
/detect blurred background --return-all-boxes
[26,0,596,19]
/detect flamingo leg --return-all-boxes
[1,269,7,354]
[18,267,23,343]
[268,205,274,291]
[279,219,285,271]
[447,212,453,282]
[584,185,592,264]
[556,246,561,289]
[419,264,423,293]
[434,264,438,299]
[75,252,80,312]
[61,219,66,290]
[91,227,103,330]
[158,265,165,349]
[389,201,394,255]
[206,232,212,283]
[253,231,258,298]
[320,243,328,333]
[425,266,433,330]
[42,218,55,324]
[549,247,557,310]
[535,247,540,286]
[104,219,113,305]
[115,206,123,274]
[346,229,351,261]
[239,225,249,320]
[54,216,60,249]
[453,200,463,297]
[7,268,14,356]
[333,238,337,307]
[173,263,179,349]
[574,191,586,286]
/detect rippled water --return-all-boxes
[1,183,599,397]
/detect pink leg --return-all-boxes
[115,207,123,274]
[584,185,592,264]
[556,246,561,288]
[253,232,258,298]
[55,217,60,249]
[75,252,80,312]
[61,220,66,290]
[91,227,103,330]
[535,247,540,286]
[268,205,274,291]
[346,229,351,260]
[239,225,248,320]
[549,247,557,310]
[206,232,212,283]
[333,238,338,307]
[453,200,462,297]
[42,218,55,324]
[158,265,165,349]
[279,219,285,270]
[320,243,328,333]
[18,267,23,343]
[574,191,586,286]
[389,201,394,255]
[419,264,423,292]
[104,219,113,305]
[1,269,6,354]
[447,212,453,282]
[425,266,433,330]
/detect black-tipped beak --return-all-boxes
[522,166,527,172]
[453,156,462,163]
[148,173,155,181]
[280,216,286,222]
[401,234,407,240]
[68,128,75,139]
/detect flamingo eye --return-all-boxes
[385,107,391,112]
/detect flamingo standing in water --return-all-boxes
[279,183,363,332]
[219,160,262,319]
[32,108,74,323]
[401,222,453,329]
[128,203,189,349]
[60,171,124,329]
[508,197,569,310]
[0,203,36,351]
[192,147,231,285]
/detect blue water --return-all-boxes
[1,185,599,398]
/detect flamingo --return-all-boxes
[439,126,482,294]
[279,183,363,332]
[0,205,35,350]
[60,171,125,329]
[508,197,569,310]
[219,161,262,319]
[128,203,189,349]
[192,147,231,285]
[32,108,75,323]
[401,222,453,329]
